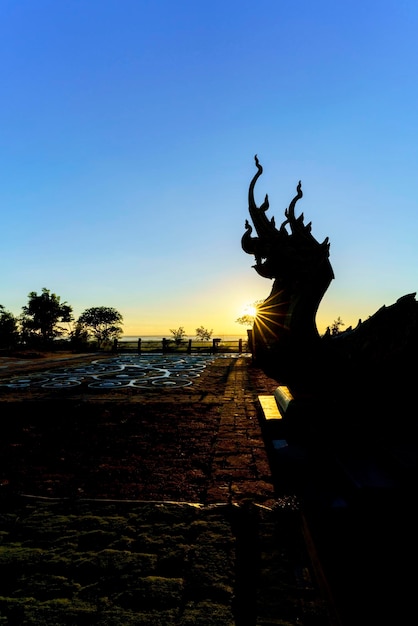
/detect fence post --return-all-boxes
[247,329,254,361]
[212,338,221,353]
[137,338,141,354]
[239,338,242,354]
[162,338,168,353]
[187,339,192,354]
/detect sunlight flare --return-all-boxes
[241,303,258,318]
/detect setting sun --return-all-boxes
[244,304,258,318]
[238,303,258,319]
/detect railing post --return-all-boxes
[187,339,192,354]
[239,338,242,354]
[137,338,142,354]
[212,338,221,353]
[162,338,168,353]
[247,329,254,362]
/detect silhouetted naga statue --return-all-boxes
[242,155,334,371]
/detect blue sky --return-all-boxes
[1,0,417,336]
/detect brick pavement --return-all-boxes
[206,357,277,507]
[0,352,339,625]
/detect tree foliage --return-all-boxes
[235,301,262,328]
[170,326,187,345]
[69,321,90,351]
[77,306,123,348]
[0,305,19,349]
[329,316,345,336]
[20,288,73,346]
[235,314,255,327]
[195,326,213,341]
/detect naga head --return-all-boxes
[242,155,333,282]
[242,156,335,367]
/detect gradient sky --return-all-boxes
[1,0,418,336]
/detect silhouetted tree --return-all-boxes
[235,300,262,328]
[69,321,90,351]
[330,317,345,336]
[20,288,73,347]
[170,326,186,345]
[235,313,255,327]
[77,306,123,349]
[195,326,213,341]
[0,305,19,350]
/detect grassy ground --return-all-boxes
[0,497,331,626]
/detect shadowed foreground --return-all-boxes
[0,354,335,626]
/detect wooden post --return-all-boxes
[137,338,141,354]
[187,339,192,354]
[212,338,221,353]
[247,329,254,361]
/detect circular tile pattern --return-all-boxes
[0,354,217,390]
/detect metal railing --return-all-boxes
[114,338,248,355]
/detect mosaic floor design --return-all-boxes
[0,354,220,390]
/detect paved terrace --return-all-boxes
[0,353,339,625]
